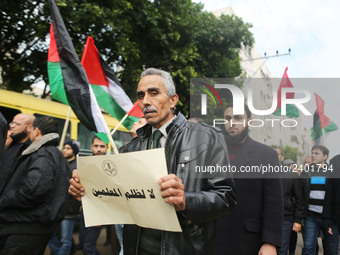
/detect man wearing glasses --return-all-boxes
[0,113,35,193]
[0,113,35,190]
[0,113,35,248]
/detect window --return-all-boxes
[0,106,21,125]
[34,113,71,141]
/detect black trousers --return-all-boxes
[0,233,52,255]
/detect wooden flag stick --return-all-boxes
[107,132,119,154]
[111,113,129,136]
[322,128,327,147]
[59,107,72,150]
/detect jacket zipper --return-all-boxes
[161,230,165,255]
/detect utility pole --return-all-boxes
[241,49,291,62]
[242,49,291,77]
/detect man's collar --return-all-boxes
[22,133,59,156]
[152,115,176,137]
[67,156,76,162]
[240,135,249,144]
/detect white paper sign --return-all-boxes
[78,148,182,232]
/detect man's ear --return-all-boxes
[169,94,179,109]
[27,124,33,133]
[34,127,41,138]
[323,154,328,162]
[247,117,252,125]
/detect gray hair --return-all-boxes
[141,68,176,97]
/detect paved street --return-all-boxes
[44,229,326,255]
[44,227,112,255]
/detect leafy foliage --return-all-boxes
[282,145,298,163]
[272,145,298,163]
[0,0,254,115]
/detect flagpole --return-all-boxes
[111,113,129,136]
[322,128,327,147]
[59,107,72,150]
[107,133,119,154]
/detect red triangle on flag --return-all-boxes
[48,24,60,62]
[127,100,144,118]
[81,36,109,87]
[275,67,295,110]
[314,93,330,128]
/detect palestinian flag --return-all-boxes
[311,93,338,145]
[81,36,143,130]
[49,0,110,138]
[47,23,68,105]
[273,67,299,117]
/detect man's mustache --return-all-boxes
[143,106,158,114]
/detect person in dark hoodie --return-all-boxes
[0,116,70,255]
[48,139,81,255]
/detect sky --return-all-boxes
[194,0,340,78]
[193,0,340,158]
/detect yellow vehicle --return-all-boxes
[0,89,131,154]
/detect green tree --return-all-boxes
[0,0,135,94]
[194,13,253,78]
[282,145,298,163]
[0,1,49,93]
[272,145,298,163]
[0,0,254,116]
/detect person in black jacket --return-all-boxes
[302,145,339,255]
[277,159,305,255]
[215,104,283,255]
[0,116,70,255]
[0,113,35,194]
[0,112,7,166]
[0,113,35,249]
[69,68,237,255]
[48,139,81,255]
[323,154,340,244]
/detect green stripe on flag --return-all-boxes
[94,132,109,144]
[91,85,139,130]
[122,116,140,131]
[273,105,299,117]
[311,121,338,141]
[47,61,68,105]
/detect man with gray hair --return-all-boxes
[69,67,236,254]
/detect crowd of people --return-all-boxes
[0,68,340,255]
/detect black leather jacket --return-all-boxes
[122,113,236,255]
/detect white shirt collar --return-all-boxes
[151,115,176,147]
[151,115,176,138]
